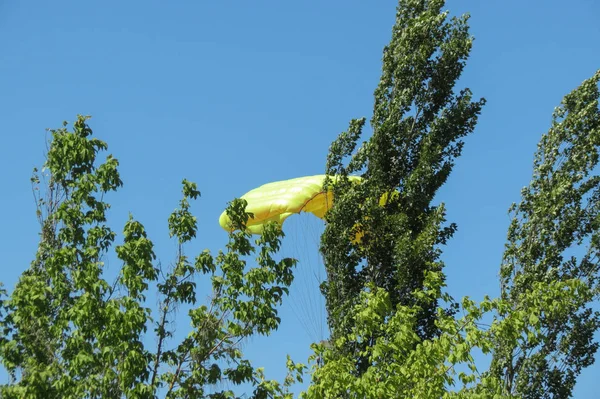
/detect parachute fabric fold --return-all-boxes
[218,175,362,234]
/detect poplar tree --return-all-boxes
[321,0,485,353]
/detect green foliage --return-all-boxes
[301,271,593,398]
[315,0,599,396]
[321,0,485,372]
[0,116,300,399]
[309,61,600,397]
[490,70,600,398]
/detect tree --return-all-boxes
[489,70,600,398]
[0,116,302,399]
[302,70,600,398]
[321,0,485,369]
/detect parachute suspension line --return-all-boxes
[303,210,329,342]
[285,212,328,343]
[293,184,334,343]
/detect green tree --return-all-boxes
[489,70,600,398]
[321,0,485,368]
[0,116,301,399]
[302,70,600,399]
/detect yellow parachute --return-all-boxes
[218,174,362,235]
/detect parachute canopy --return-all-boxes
[219,174,361,234]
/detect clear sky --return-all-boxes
[1,0,599,396]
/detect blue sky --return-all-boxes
[1,0,599,396]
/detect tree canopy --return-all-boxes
[0,116,302,398]
[304,69,600,399]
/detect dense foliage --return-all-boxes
[0,116,301,398]
[314,0,600,396]
[321,0,485,370]
[303,70,600,398]
[490,70,600,398]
